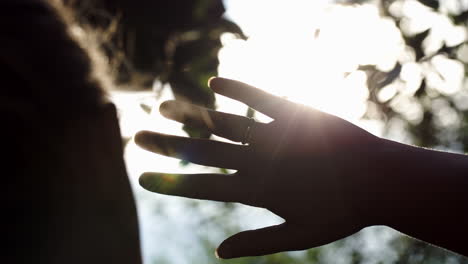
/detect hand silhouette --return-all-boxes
[135,77,382,258]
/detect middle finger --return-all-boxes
[135,130,250,169]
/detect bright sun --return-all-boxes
[217,2,404,127]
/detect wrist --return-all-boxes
[354,136,405,227]
[367,138,457,227]
[342,136,390,228]
[368,139,468,256]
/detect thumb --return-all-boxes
[216,223,306,259]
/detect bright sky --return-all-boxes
[110,1,467,263]
[220,0,401,126]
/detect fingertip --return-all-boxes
[139,172,171,192]
[207,76,217,88]
[215,248,229,259]
[159,100,178,119]
[207,77,245,97]
[134,130,152,146]
[138,172,154,190]
[208,77,229,92]
[215,249,234,260]
[159,101,170,113]
[159,100,177,112]
[216,241,236,259]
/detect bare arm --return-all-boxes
[370,139,468,256]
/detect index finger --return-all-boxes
[209,77,297,120]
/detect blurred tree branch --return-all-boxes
[66,0,246,138]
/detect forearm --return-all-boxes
[373,138,468,256]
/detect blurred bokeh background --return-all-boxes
[69,0,468,263]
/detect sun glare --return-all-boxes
[218,2,403,128]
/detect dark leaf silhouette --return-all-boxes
[451,10,468,25]
[417,0,439,10]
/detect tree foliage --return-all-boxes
[67,0,246,108]
[67,0,246,138]
[359,0,468,152]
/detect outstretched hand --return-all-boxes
[135,77,382,259]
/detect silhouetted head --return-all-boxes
[1,1,141,263]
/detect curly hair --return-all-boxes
[0,0,110,118]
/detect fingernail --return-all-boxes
[207,76,217,87]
